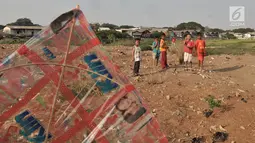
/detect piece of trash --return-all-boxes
[192,136,205,143]
[241,98,247,103]
[203,109,213,118]
[212,132,228,142]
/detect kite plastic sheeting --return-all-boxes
[0,8,168,143]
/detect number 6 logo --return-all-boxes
[230,6,245,22]
[232,8,242,21]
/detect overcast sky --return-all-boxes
[0,0,254,29]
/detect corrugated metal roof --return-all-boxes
[5,26,44,30]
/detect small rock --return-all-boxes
[231,141,236,143]
[189,106,194,109]
[166,95,170,100]
[174,110,181,116]
[203,109,213,118]
[219,125,227,132]
[185,132,190,137]
[235,92,241,97]
[213,132,228,142]
[192,136,205,143]
[210,125,217,132]
[211,57,215,60]
[197,111,202,115]
[241,98,248,103]
[240,126,245,130]
[177,81,182,86]
[152,109,156,113]
[238,89,245,93]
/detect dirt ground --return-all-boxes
[1,44,255,143]
[109,46,255,143]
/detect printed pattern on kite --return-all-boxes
[15,110,52,143]
[84,53,118,93]
[42,47,56,60]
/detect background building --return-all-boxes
[3,26,43,37]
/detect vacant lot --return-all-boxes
[1,41,255,142]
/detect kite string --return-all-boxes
[44,15,77,143]
[56,81,98,129]
[0,63,123,87]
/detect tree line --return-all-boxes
[1,18,255,43]
[1,18,254,34]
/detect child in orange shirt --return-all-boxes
[160,33,169,69]
[195,32,206,71]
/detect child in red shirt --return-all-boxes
[195,32,206,71]
[183,34,195,70]
[171,37,176,47]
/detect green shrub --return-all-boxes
[141,45,152,51]
[0,38,28,44]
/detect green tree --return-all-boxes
[7,18,40,26]
[107,33,116,43]
[232,28,254,34]
[176,22,204,31]
[101,23,119,30]
[151,31,163,38]
[90,23,100,32]
[0,25,4,30]
[226,33,236,39]
[119,25,135,29]
[209,28,224,33]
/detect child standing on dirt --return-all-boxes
[195,32,206,72]
[172,37,176,47]
[152,37,160,66]
[132,39,141,76]
[183,34,195,70]
[160,33,169,70]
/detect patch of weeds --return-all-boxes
[205,95,221,110]
[203,95,222,118]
